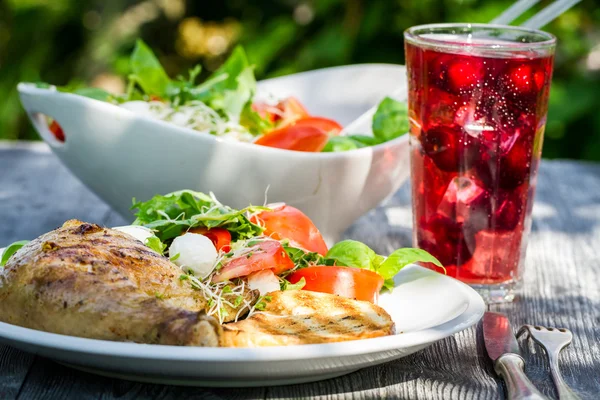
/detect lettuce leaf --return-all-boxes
[1,240,29,267]
[145,235,167,255]
[283,244,326,269]
[131,190,266,242]
[129,39,171,96]
[188,46,256,119]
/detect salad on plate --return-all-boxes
[36,40,409,152]
[1,191,442,348]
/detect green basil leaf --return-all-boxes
[372,97,409,142]
[348,134,382,147]
[322,136,361,152]
[130,39,171,96]
[325,240,379,271]
[1,240,29,266]
[376,248,442,280]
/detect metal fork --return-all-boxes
[518,325,581,400]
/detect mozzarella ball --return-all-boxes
[169,233,218,278]
[248,269,281,296]
[113,225,154,243]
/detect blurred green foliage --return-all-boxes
[0,0,599,160]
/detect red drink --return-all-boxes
[404,25,555,301]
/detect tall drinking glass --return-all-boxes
[404,24,556,302]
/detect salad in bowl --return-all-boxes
[18,40,409,244]
[38,40,408,153]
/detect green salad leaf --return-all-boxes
[372,97,409,142]
[71,87,113,101]
[240,103,273,135]
[1,240,29,267]
[132,190,266,242]
[190,46,256,119]
[283,244,326,269]
[282,276,306,291]
[145,235,167,255]
[33,82,113,102]
[129,39,171,96]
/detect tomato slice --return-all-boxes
[287,266,384,303]
[188,227,232,252]
[49,120,65,142]
[251,205,328,256]
[212,239,293,282]
[254,125,329,152]
[294,117,342,136]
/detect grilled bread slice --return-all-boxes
[221,290,395,347]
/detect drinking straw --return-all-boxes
[521,0,582,29]
[490,0,542,25]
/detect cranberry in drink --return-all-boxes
[404,25,555,302]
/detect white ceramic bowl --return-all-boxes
[18,64,409,243]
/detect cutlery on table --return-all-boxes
[518,325,582,400]
[483,312,548,400]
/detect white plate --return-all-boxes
[0,261,484,387]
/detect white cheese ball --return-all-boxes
[169,233,218,278]
[113,225,154,243]
[248,270,281,296]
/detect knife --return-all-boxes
[483,312,548,400]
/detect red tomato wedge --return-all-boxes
[251,97,310,126]
[254,125,329,152]
[49,120,65,142]
[251,205,328,255]
[294,117,343,136]
[212,239,293,282]
[188,227,232,252]
[287,266,384,303]
[276,96,310,125]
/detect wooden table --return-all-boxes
[1,142,599,399]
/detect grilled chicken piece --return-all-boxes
[0,220,221,346]
[221,290,395,347]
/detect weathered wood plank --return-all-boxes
[1,143,599,400]
[0,346,35,399]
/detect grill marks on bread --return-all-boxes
[221,290,395,347]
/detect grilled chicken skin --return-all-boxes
[0,220,221,346]
[221,290,395,347]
